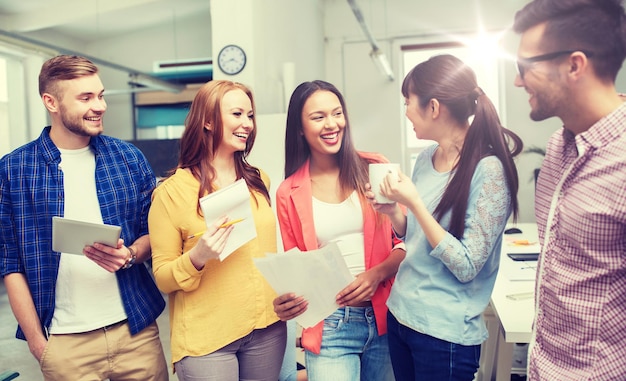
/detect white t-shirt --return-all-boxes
[312,191,365,277]
[49,146,127,334]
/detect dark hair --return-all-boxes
[177,80,270,214]
[284,80,370,197]
[401,54,523,239]
[513,0,626,81]
[39,55,99,98]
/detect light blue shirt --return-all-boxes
[387,144,511,346]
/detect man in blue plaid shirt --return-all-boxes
[0,55,168,380]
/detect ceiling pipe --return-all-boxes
[0,28,184,93]
[346,0,394,81]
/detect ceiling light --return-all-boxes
[370,48,394,81]
[347,0,395,81]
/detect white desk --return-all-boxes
[480,223,539,381]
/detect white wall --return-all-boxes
[251,0,326,113]
[211,0,325,114]
[247,113,288,201]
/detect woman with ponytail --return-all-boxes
[368,54,522,380]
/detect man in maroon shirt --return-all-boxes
[513,1,626,380]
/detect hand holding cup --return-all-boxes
[369,163,400,204]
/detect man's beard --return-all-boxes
[529,90,559,122]
[60,105,102,137]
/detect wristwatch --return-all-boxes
[123,246,137,269]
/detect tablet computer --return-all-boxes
[507,252,539,261]
[52,216,122,255]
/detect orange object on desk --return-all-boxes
[506,238,537,246]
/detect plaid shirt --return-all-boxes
[530,102,626,380]
[0,127,164,340]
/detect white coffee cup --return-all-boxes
[369,163,400,204]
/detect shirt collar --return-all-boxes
[38,126,103,164]
[561,101,626,157]
[38,126,61,164]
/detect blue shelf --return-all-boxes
[135,104,191,128]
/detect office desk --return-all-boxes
[480,223,539,381]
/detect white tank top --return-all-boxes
[49,146,127,334]
[312,191,365,277]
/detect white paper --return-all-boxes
[253,242,354,328]
[506,262,537,281]
[52,216,121,255]
[502,238,540,281]
[199,179,257,261]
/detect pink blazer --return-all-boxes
[275,152,398,354]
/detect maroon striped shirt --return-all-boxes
[530,102,626,380]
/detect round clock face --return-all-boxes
[217,45,246,75]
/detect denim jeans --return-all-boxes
[305,306,394,381]
[387,312,480,381]
[279,319,298,381]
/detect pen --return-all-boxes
[506,292,534,300]
[187,218,246,239]
[219,218,245,228]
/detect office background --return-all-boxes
[2,0,626,222]
[3,1,624,380]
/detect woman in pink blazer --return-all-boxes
[273,80,405,381]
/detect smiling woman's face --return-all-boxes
[217,88,254,155]
[300,90,346,157]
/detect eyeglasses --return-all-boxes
[516,50,594,78]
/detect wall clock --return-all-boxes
[217,44,247,75]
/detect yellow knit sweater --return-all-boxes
[148,168,279,365]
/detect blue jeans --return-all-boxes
[279,320,298,381]
[387,312,480,381]
[305,306,394,381]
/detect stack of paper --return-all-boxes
[199,179,257,261]
[506,261,538,281]
[254,242,354,328]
